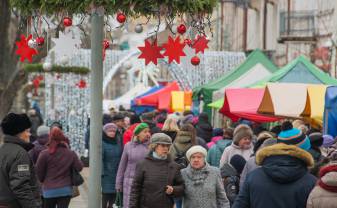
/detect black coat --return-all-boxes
[196,123,213,143]
[0,135,42,208]
[233,143,316,208]
[129,153,184,208]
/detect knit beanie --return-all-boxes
[1,113,32,136]
[309,132,324,147]
[133,123,149,135]
[212,128,224,137]
[37,125,50,137]
[323,135,335,148]
[277,121,311,150]
[103,123,118,133]
[233,124,253,144]
[186,145,207,161]
[230,154,247,175]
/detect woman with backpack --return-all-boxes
[36,127,83,208]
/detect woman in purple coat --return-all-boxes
[116,123,151,208]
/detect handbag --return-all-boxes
[113,192,123,208]
[72,186,80,198]
[71,167,84,186]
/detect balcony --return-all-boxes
[278,10,317,43]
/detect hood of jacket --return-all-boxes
[220,163,237,177]
[175,131,193,144]
[256,143,314,184]
[211,136,223,143]
[36,134,49,145]
[3,135,34,151]
[215,139,232,152]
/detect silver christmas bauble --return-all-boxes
[60,56,69,65]
[43,62,52,71]
[28,39,37,48]
[135,24,143,33]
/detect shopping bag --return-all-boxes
[113,192,123,208]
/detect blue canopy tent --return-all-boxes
[131,85,164,114]
[324,86,337,137]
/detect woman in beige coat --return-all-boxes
[307,162,337,208]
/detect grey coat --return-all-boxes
[181,163,230,208]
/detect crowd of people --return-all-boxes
[1,108,337,208]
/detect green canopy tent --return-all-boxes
[193,49,278,118]
[209,55,337,109]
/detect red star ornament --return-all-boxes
[163,36,186,64]
[76,79,87,89]
[16,34,38,62]
[192,35,209,54]
[138,40,164,65]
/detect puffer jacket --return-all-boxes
[307,163,337,208]
[129,153,184,208]
[232,143,316,208]
[169,131,194,161]
[207,139,232,167]
[196,123,213,143]
[0,135,42,208]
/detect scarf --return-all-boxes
[152,151,167,160]
[186,163,209,186]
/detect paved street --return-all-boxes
[69,168,89,208]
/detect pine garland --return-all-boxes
[24,64,90,74]
[10,0,217,16]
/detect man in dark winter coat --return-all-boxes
[232,143,316,208]
[0,113,42,208]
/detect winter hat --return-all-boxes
[186,145,207,161]
[130,114,141,125]
[37,125,50,137]
[309,132,324,147]
[318,163,337,192]
[112,113,125,121]
[133,123,149,135]
[103,123,118,133]
[212,128,224,137]
[233,124,253,144]
[182,114,194,125]
[1,113,32,136]
[257,131,274,142]
[277,121,311,151]
[229,154,247,175]
[150,133,172,145]
[323,135,335,148]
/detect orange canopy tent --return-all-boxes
[135,82,180,110]
[219,88,280,123]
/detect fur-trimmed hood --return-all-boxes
[256,143,314,168]
[175,131,193,144]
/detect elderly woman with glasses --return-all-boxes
[129,133,184,208]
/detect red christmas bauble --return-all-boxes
[184,39,192,46]
[117,13,126,23]
[191,56,200,66]
[36,37,45,46]
[177,24,187,35]
[103,39,110,49]
[63,17,72,27]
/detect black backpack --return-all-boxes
[173,144,190,168]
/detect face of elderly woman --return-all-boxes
[137,128,151,142]
[155,144,171,157]
[106,129,117,138]
[190,152,206,169]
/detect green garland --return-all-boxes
[10,0,217,16]
[24,64,90,74]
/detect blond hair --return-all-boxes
[162,117,179,132]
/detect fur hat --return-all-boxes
[186,145,207,161]
[233,124,253,144]
[150,133,172,145]
[37,125,50,137]
[1,113,32,136]
[112,113,125,121]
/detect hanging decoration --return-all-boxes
[36,37,45,46]
[32,75,43,96]
[135,24,143,33]
[191,56,200,66]
[163,36,186,64]
[63,17,72,27]
[16,34,38,63]
[51,31,81,58]
[116,12,126,23]
[102,39,110,61]
[192,35,209,54]
[28,39,37,49]
[42,62,52,71]
[177,24,187,35]
[76,79,87,89]
[184,39,192,46]
[138,40,164,65]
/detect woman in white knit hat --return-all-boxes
[181,145,230,208]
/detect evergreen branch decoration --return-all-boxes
[24,64,90,74]
[10,0,217,16]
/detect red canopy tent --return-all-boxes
[135,82,180,110]
[219,88,279,123]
